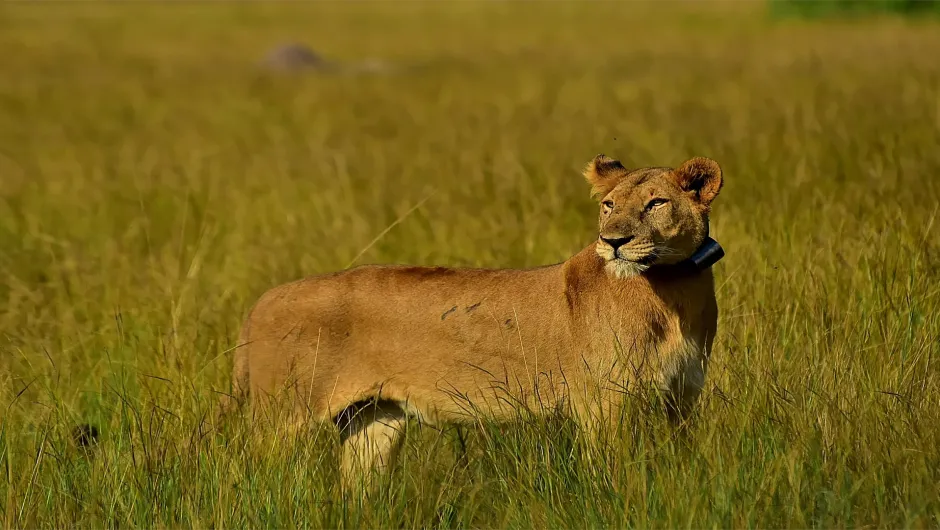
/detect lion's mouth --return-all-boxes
[597,240,659,273]
[613,250,657,266]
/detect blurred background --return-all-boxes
[1,1,939,527]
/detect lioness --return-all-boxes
[228,154,724,487]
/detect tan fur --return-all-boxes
[228,155,724,488]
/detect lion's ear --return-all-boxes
[583,154,627,200]
[675,157,723,207]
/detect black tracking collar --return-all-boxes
[668,222,724,274]
[648,219,725,276]
[675,237,725,273]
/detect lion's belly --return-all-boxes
[325,308,573,422]
[269,267,573,420]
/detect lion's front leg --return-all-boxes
[567,385,630,471]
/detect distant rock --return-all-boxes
[259,42,396,76]
[260,43,337,73]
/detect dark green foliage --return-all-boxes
[770,0,940,18]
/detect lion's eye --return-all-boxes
[602,200,614,210]
[645,198,668,210]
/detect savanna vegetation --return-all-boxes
[1,2,939,528]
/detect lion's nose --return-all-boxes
[600,235,634,250]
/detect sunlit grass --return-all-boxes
[0,2,938,527]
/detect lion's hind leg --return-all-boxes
[334,398,408,493]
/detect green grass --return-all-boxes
[1,2,939,527]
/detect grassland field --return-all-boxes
[1,2,939,528]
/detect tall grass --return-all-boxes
[1,2,939,527]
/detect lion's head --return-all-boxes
[583,154,723,279]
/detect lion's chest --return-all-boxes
[596,300,711,400]
[657,330,707,400]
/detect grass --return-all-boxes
[1,1,939,527]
